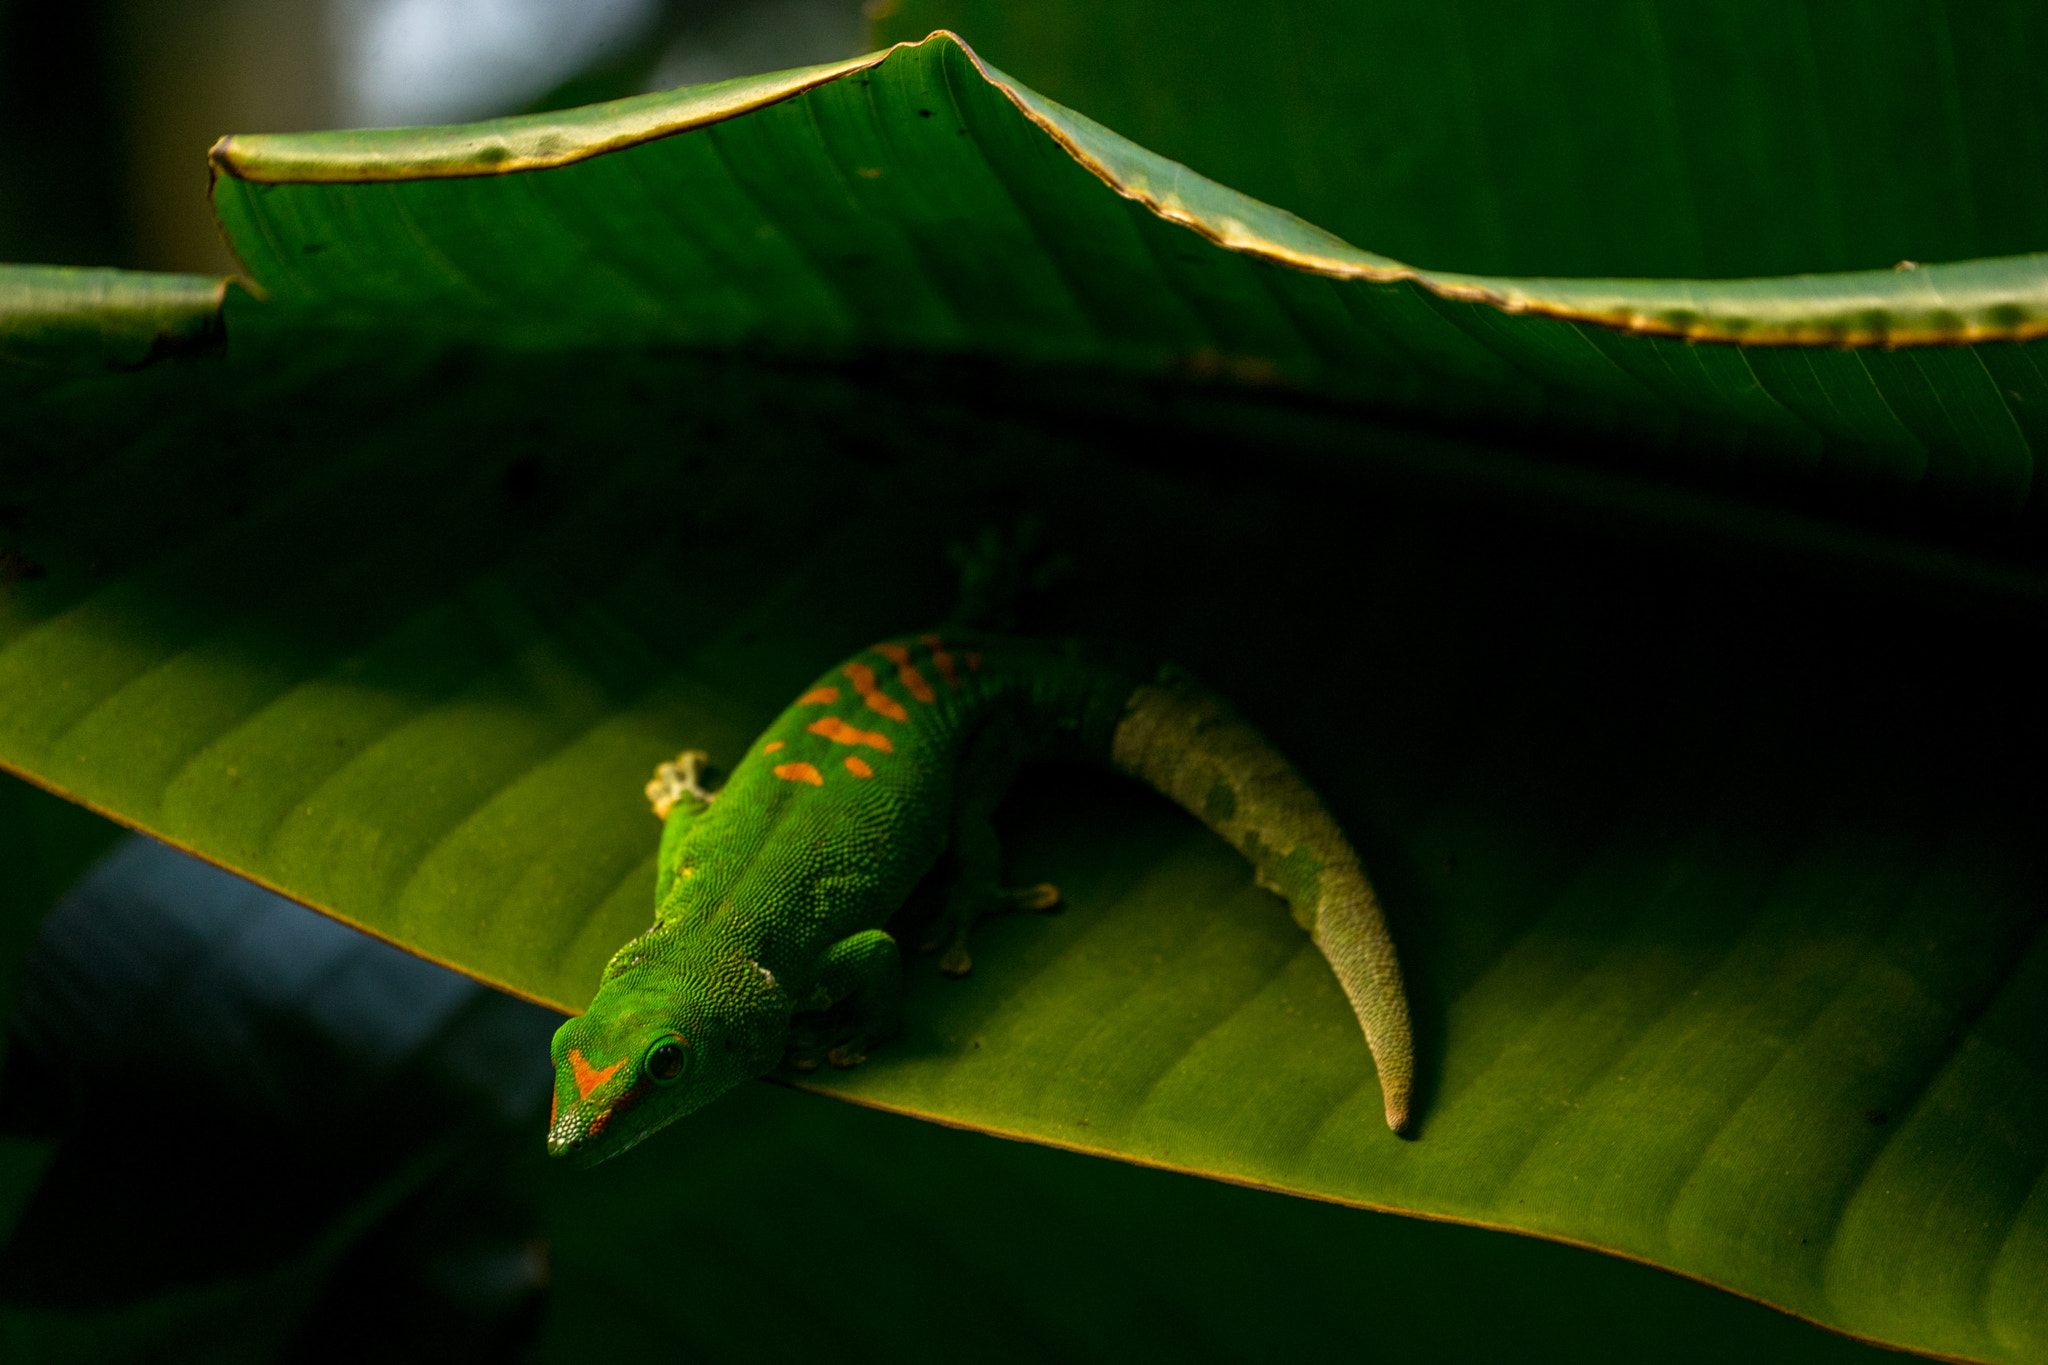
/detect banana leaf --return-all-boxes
[1,28,2043,1363]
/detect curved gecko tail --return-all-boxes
[1108,664,1415,1133]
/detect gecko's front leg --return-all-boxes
[646,749,719,819]
[647,750,722,906]
[786,929,903,1071]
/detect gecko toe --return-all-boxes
[997,881,1060,912]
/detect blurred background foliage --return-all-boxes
[0,0,866,275]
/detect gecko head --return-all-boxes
[545,924,785,1167]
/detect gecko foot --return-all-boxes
[787,1033,879,1071]
[996,882,1061,912]
[921,882,1061,976]
[917,883,1062,952]
[784,1020,836,1070]
[785,991,899,1072]
[645,749,720,819]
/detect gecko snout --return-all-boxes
[546,1100,595,1158]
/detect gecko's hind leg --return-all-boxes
[648,750,721,906]
[914,715,1055,977]
[917,808,1061,978]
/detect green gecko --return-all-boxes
[546,632,1413,1163]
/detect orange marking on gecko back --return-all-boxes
[570,1048,623,1100]
[921,633,960,689]
[845,756,874,778]
[773,761,825,785]
[966,651,982,671]
[874,642,936,703]
[763,740,784,753]
[807,715,895,752]
[842,662,909,722]
[796,687,839,705]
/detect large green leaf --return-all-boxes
[4,303,2045,1361]
[206,35,2048,543]
[3,27,2046,1364]
[878,0,2048,282]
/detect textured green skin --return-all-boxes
[547,633,1412,1164]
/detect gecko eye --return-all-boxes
[644,1037,690,1084]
